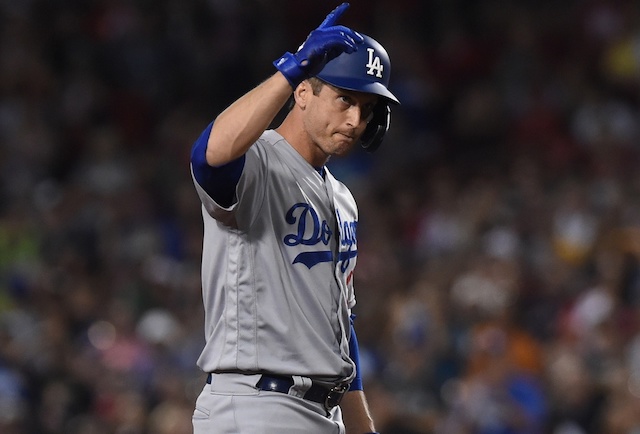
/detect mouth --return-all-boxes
[336,132,356,142]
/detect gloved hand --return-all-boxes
[274,2,364,89]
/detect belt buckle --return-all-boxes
[324,382,349,412]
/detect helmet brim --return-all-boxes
[318,75,400,105]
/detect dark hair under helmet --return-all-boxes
[316,34,399,105]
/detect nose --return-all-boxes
[345,105,364,128]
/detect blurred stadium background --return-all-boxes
[2,1,640,433]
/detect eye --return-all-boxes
[338,95,353,106]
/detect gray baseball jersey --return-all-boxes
[192,130,358,385]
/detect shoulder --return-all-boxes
[255,130,286,149]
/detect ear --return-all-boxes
[293,80,310,109]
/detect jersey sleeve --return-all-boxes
[190,122,269,229]
[348,315,364,391]
[190,121,245,208]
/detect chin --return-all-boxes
[334,137,357,152]
[331,144,354,157]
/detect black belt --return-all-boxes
[206,373,349,412]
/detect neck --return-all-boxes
[276,114,329,168]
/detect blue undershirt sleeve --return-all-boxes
[349,314,364,391]
[190,121,245,208]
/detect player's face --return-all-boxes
[304,82,378,158]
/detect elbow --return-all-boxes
[205,145,229,167]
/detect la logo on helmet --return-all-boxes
[365,48,383,78]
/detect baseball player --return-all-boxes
[189,3,399,433]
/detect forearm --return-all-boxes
[340,390,376,434]
[206,72,292,166]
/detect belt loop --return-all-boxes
[288,375,312,398]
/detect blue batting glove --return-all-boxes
[274,2,364,88]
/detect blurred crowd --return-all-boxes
[3,0,640,433]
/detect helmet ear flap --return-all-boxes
[360,102,390,152]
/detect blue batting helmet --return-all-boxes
[316,34,400,105]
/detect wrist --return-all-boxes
[273,52,305,89]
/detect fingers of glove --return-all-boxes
[318,2,350,29]
[273,4,363,89]
[299,26,363,60]
[319,25,364,50]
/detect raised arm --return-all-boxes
[206,73,292,166]
[205,2,363,166]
